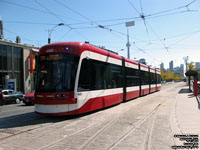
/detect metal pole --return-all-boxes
[48,29,51,44]
[126,28,130,59]
[125,21,134,59]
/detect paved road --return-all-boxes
[0,82,197,150]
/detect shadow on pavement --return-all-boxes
[0,111,98,129]
[178,88,191,94]
[196,96,200,110]
[0,103,119,129]
[0,112,77,129]
[188,94,196,98]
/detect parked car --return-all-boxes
[23,93,34,105]
[0,89,22,105]
[15,92,25,102]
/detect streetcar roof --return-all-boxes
[39,42,159,72]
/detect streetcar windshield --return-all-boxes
[36,53,79,92]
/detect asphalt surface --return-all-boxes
[0,82,199,150]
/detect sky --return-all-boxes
[0,0,200,69]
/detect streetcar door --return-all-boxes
[122,57,126,102]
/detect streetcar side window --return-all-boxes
[126,67,139,87]
[140,70,149,85]
[90,60,104,90]
[102,63,111,89]
[156,74,161,84]
[150,72,156,84]
[78,59,91,91]
[78,58,123,92]
[110,64,123,88]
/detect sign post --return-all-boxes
[5,79,16,91]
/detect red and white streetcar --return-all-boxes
[34,42,161,116]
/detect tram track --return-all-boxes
[0,83,183,150]
[0,111,76,141]
[35,98,145,149]
[36,84,177,150]
[78,84,180,150]
[38,110,125,150]
[79,103,162,150]
[108,105,160,150]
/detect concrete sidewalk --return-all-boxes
[170,86,200,149]
[175,87,200,134]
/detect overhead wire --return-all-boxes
[145,0,197,18]
[128,0,152,44]
[55,0,98,26]
[34,0,90,41]
[168,29,200,47]
[139,0,151,44]
[134,44,163,65]
[145,10,197,20]
[5,16,198,43]
[127,0,154,62]
[146,22,169,52]
[127,0,182,66]
[2,0,196,40]
[0,0,83,22]
[4,28,34,42]
[54,0,130,42]
[4,28,47,46]
[145,22,180,65]
[163,28,200,40]
[127,0,198,65]
[3,20,56,26]
[1,0,198,64]
[34,0,71,29]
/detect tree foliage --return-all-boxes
[186,62,200,80]
[161,69,182,81]
[187,62,195,71]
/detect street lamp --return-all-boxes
[48,23,64,44]
[125,21,135,59]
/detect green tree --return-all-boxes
[161,68,166,81]
[187,62,195,71]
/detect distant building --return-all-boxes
[173,64,184,77]
[180,64,184,76]
[174,67,181,76]
[139,58,146,65]
[195,62,200,71]
[169,61,174,72]
[160,63,164,70]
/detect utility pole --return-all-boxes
[183,56,189,71]
[125,21,135,59]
